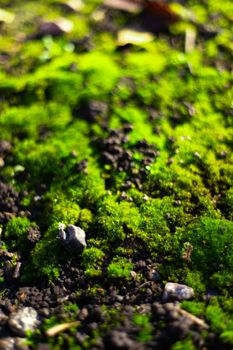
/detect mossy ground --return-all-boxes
[0,0,232,349]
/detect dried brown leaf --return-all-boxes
[144,0,180,23]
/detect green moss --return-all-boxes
[5,217,38,251]
[206,303,233,336]
[222,187,233,220]
[78,51,121,101]
[26,223,63,280]
[78,209,93,231]
[50,199,80,225]
[183,217,233,291]
[107,257,133,280]
[133,314,153,342]
[172,339,196,350]
[82,247,105,277]
[183,271,206,294]
[181,301,205,318]
[97,197,141,242]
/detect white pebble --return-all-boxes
[163,282,194,301]
[8,307,40,336]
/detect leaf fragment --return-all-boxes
[118,27,154,45]
[0,8,15,24]
[104,0,142,13]
[185,27,196,53]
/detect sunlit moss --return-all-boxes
[107,257,133,280]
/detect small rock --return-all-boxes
[38,18,73,37]
[15,337,29,350]
[58,223,86,253]
[135,260,146,269]
[33,195,42,203]
[78,307,89,321]
[0,140,12,155]
[165,304,181,320]
[130,270,137,279]
[0,338,15,350]
[12,262,21,279]
[88,322,98,331]
[70,150,78,158]
[152,302,166,318]
[75,159,88,174]
[0,249,15,259]
[194,151,201,159]
[163,282,194,301]
[40,308,50,317]
[142,194,149,201]
[147,269,160,281]
[2,300,15,314]
[104,330,134,350]
[75,332,88,345]
[219,150,228,158]
[60,0,83,12]
[8,307,40,336]
[137,304,151,314]
[27,227,41,243]
[115,295,124,302]
[163,302,179,313]
[0,309,8,325]
[36,344,50,350]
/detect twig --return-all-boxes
[179,308,209,329]
[46,321,80,337]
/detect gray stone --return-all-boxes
[163,282,194,301]
[8,307,40,336]
[58,223,86,253]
